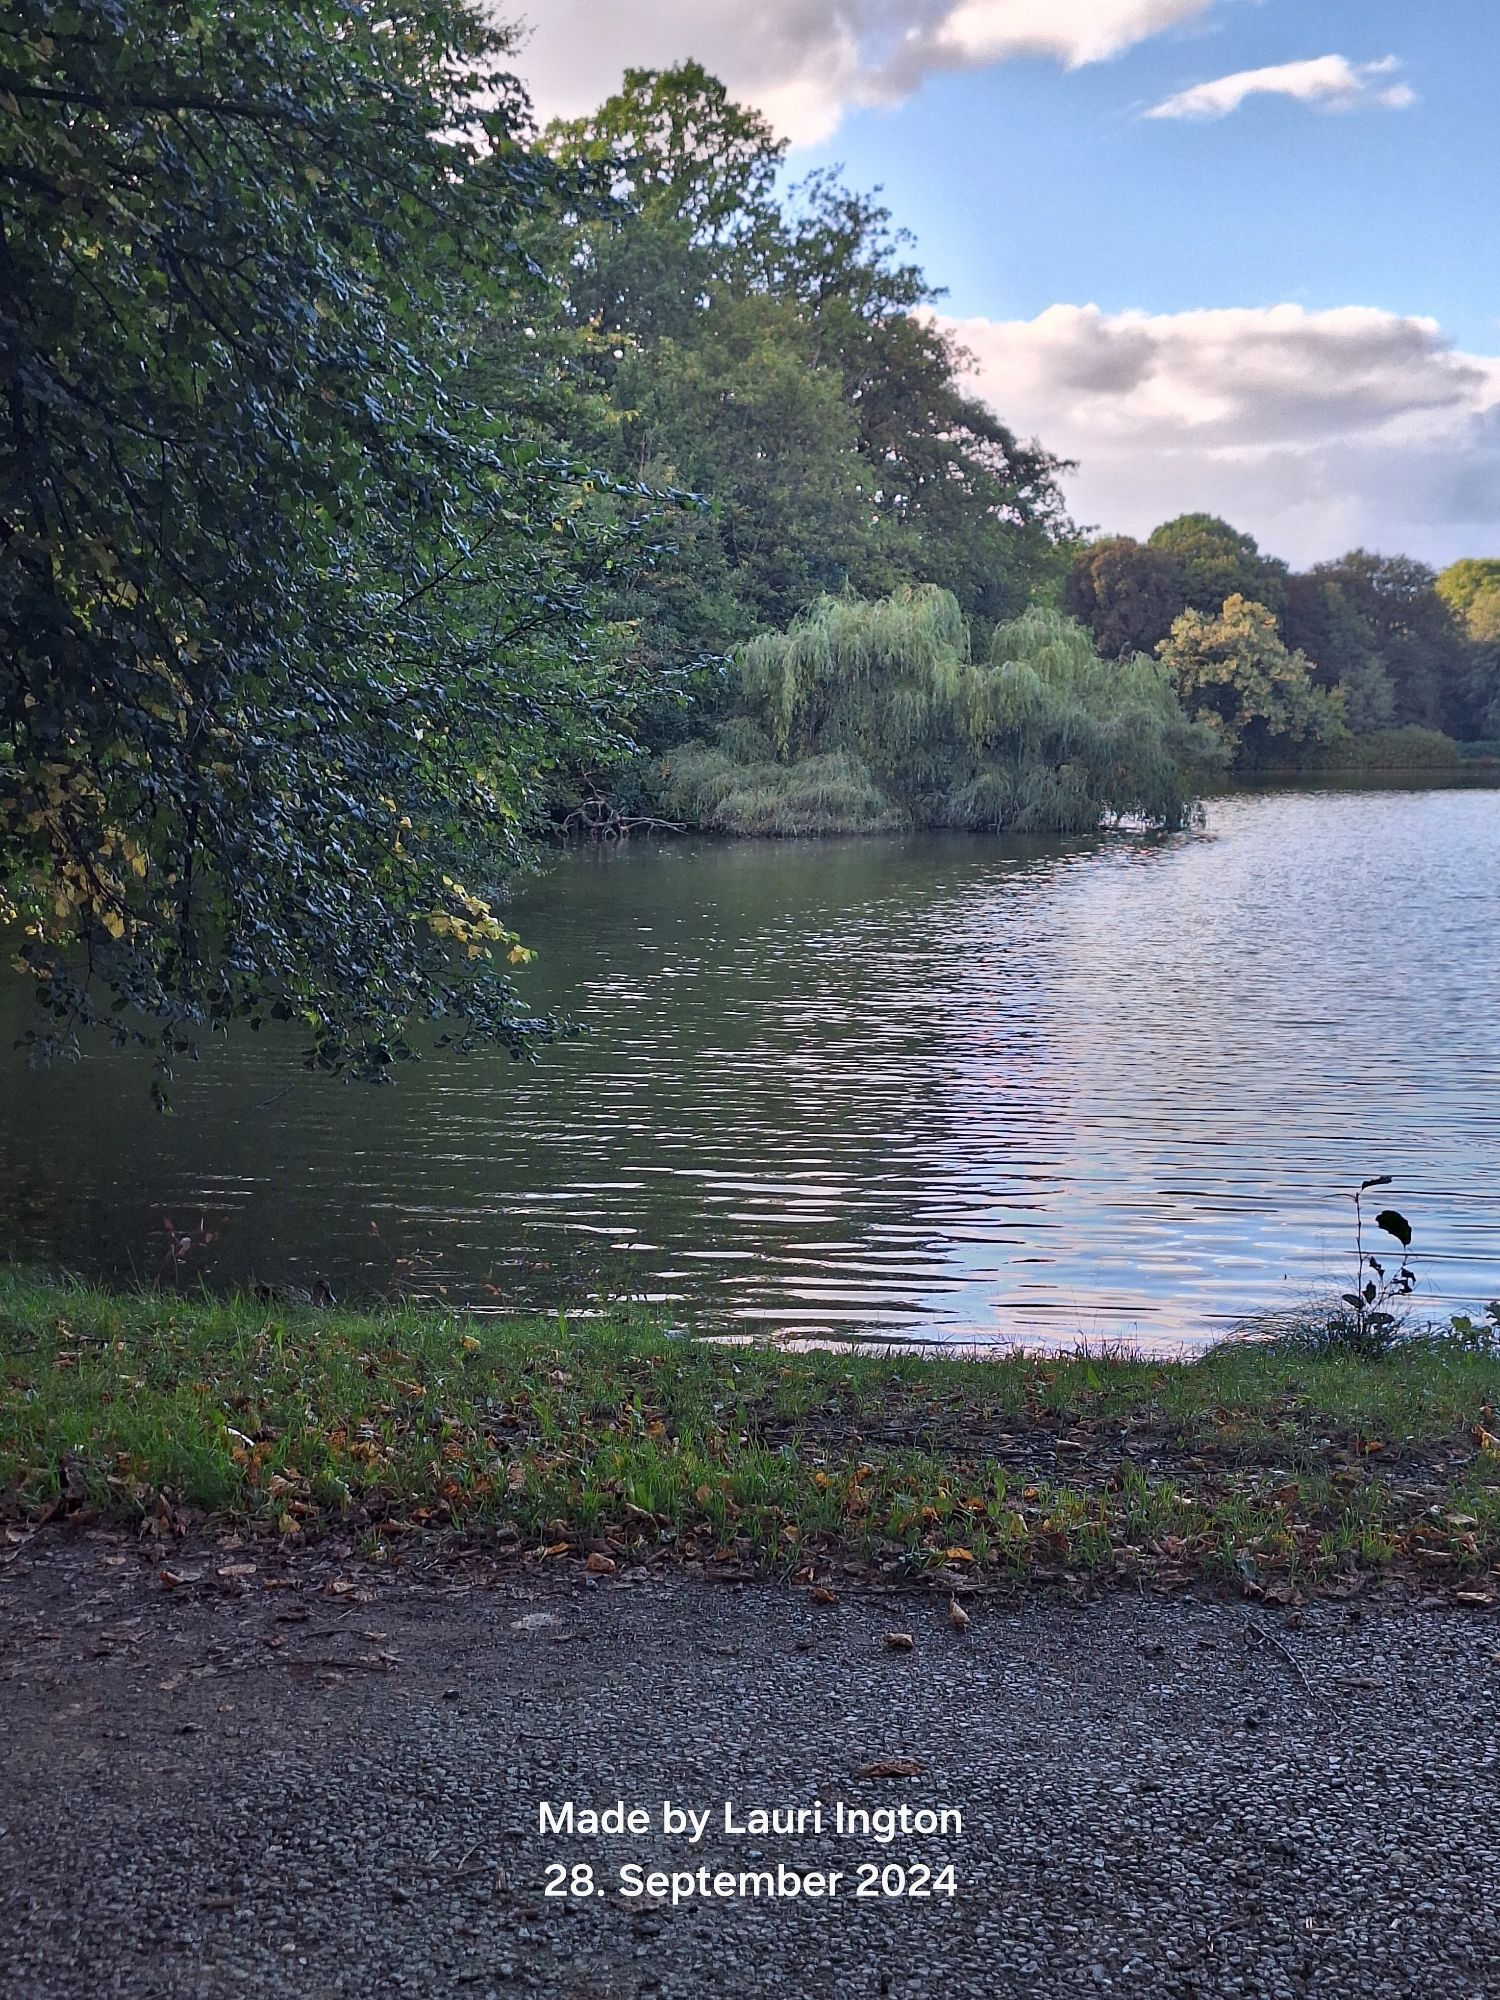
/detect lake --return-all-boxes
[2,785,1497,1351]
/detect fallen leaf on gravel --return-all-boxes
[585,1553,616,1574]
[943,1547,975,1564]
[218,1562,256,1579]
[809,1586,839,1605]
[158,1569,201,1589]
[1455,1590,1495,1606]
[510,1612,557,1632]
[541,1542,571,1559]
[855,1759,925,1778]
[883,1631,914,1651]
[325,1577,356,1597]
[948,1597,971,1633]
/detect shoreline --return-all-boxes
[4,1275,1498,1605]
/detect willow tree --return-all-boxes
[656,587,1218,835]
[1,0,644,1088]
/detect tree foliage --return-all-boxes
[1063,536,1187,660]
[655,589,1219,835]
[1159,596,1345,766]
[1148,515,1289,620]
[1307,552,1469,734]
[541,66,1071,673]
[0,0,652,1083]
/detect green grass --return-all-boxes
[3,1273,1499,1599]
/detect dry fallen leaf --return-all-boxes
[585,1552,616,1574]
[158,1568,200,1589]
[325,1577,356,1597]
[948,1596,971,1633]
[883,1631,914,1652]
[855,1758,925,1778]
[809,1586,839,1605]
[218,1562,257,1579]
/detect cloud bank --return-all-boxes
[941,304,1500,565]
[512,0,1221,146]
[1146,54,1415,122]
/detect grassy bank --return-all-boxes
[3,1276,1499,1601]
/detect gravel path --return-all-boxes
[2,1532,1497,1998]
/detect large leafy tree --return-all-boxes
[1308,552,1468,733]
[613,292,874,631]
[1,0,644,1084]
[1149,514,1289,621]
[1063,536,1187,660]
[1437,559,1500,738]
[655,590,1218,836]
[544,60,785,344]
[1159,595,1345,767]
[778,175,1070,624]
[1281,573,1396,733]
[542,67,1070,674]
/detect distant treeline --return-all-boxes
[1065,521,1499,758]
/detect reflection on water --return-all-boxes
[1,788,1497,1350]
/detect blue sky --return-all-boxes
[797,1,1499,349]
[515,1,1500,567]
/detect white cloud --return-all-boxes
[508,0,1221,147]
[1146,54,1415,121]
[941,304,1500,565]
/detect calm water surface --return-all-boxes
[2,787,1497,1350]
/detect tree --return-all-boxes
[1281,573,1395,733]
[544,61,785,344]
[541,69,1071,684]
[1435,558,1500,622]
[1309,552,1468,733]
[1149,515,1288,620]
[779,175,1070,624]
[1,0,643,1084]
[1438,561,1500,739]
[1158,597,1345,767]
[612,291,877,630]
[1064,537,1187,659]
[655,590,1219,835]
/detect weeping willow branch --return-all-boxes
[653,587,1225,837]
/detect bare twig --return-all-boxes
[1246,1617,1315,1698]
